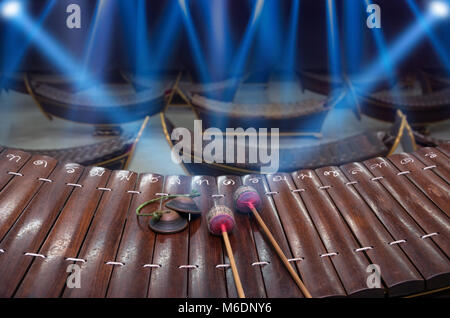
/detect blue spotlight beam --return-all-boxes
[255,0,281,72]
[204,0,233,79]
[1,0,56,86]
[151,1,182,70]
[279,0,300,102]
[82,0,116,77]
[135,0,152,75]
[6,11,134,124]
[364,0,398,86]
[344,0,363,74]
[284,0,300,73]
[118,0,182,74]
[178,0,209,82]
[230,0,265,79]
[325,0,342,92]
[406,0,450,72]
[354,11,443,95]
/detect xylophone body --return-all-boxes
[0,145,449,298]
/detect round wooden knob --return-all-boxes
[207,205,236,236]
[233,186,261,213]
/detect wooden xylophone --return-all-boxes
[0,144,449,298]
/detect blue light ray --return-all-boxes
[4,10,132,124]
[325,0,342,94]
[364,0,398,87]
[82,0,116,77]
[204,0,233,79]
[178,0,209,82]
[151,1,182,70]
[353,10,443,95]
[1,0,56,85]
[405,0,450,72]
[284,0,300,73]
[344,0,363,74]
[230,0,265,79]
[254,0,281,73]
[135,0,152,75]
[279,0,300,101]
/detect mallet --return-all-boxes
[207,204,245,298]
[233,186,312,298]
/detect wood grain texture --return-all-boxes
[148,175,191,298]
[217,175,266,298]
[242,175,303,298]
[15,167,111,298]
[341,162,450,291]
[107,173,164,298]
[0,146,447,298]
[364,157,450,258]
[437,143,450,157]
[0,163,83,297]
[315,166,423,297]
[412,148,450,182]
[388,153,450,216]
[0,150,31,191]
[63,170,137,298]
[0,155,57,241]
[189,176,227,298]
[267,173,346,298]
[292,170,384,297]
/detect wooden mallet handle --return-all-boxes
[221,224,245,298]
[248,203,312,298]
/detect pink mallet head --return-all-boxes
[207,205,236,236]
[233,186,261,213]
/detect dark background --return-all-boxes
[0,0,448,75]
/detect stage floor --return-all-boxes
[1,85,449,175]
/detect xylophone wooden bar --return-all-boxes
[63,170,137,298]
[0,163,84,297]
[0,146,448,298]
[412,148,450,183]
[437,143,450,157]
[217,175,267,298]
[291,170,385,297]
[242,175,304,298]
[15,167,111,297]
[189,176,227,298]
[0,155,57,242]
[107,173,164,298]
[341,162,450,291]
[389,154,450,217]
[0,150,32,193]
[266,173,346,298]
[148,175,191,298]
[315,166,424,297]
[364,157,450,258]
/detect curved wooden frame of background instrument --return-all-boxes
[160,110,412,176]
[421,69,450,92]
[1,116,149,171]
[299,69,450,126]
[24,73,170,126]
[182,78,346,137]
